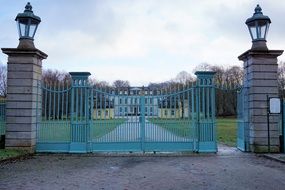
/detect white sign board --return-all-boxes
[269,98,281,114]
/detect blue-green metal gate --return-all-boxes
[237,87,249,151]
[36,71,217,153]
[0,99,6,136]
[281,101,285,153]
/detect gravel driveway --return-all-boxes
[95,118,189,142]
[0,147,285,190]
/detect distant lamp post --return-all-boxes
[15,2,41,49]
[246,4,271,50]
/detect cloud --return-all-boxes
[1,0,285,85]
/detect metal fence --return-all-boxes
[0,98,6,136]
[237,87,249,152]
[36,72,217,153]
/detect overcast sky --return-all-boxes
[1,0,285,85]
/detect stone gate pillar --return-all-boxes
[1,48,47,152]
[1,3,47,152]
[239,5,283,152]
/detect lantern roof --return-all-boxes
[15,2,41,22]
[245,4,271,25]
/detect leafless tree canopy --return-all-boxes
[112,80,130,88]
[0,64,7,97]
[42,69,71,86]
[278,61,285,98]
[1,61,285,116]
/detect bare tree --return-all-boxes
[278,61,285,98]
[194,62,212,72]
[112,80,130,88]
[0,64,7,97]
[175,71,193,85]
[89,78,110,88]
[42,69,71,86]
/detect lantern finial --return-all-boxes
[25,2,33,12]
[254,4,262,14]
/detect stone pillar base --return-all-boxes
[2,47,47,153]
[238,49,283,153]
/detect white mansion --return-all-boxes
[114,87,159,117]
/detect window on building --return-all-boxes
[125,98,128,104]
[145,98,148,104]
[164,110,168,116]
[119,98,122,104]
[125,107,128,113]
[98,110,101,116]
[105,110,108,116]
[119,107,122,113]
[171,110,175,116]
[149,98,153,104]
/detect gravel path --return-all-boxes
[1,147,285,190]
[94,118,190,142]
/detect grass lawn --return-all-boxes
[38,119,126,142]
[217,117,237,147]
[149,117,237,147]
[0,149,29,161]
[148,118,193,138]
[91,119,126,139]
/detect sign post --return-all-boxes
[267,96,281,152]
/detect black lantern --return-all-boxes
[15,2,41,40]
[246,4,271,42]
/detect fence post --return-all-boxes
[69,72,91,153]
[194,71,216,152]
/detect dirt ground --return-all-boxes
[0,148,285,190]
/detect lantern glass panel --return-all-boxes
[17,18,30,37]
[264,23,270,39]
[19,22,27,36]
[259,24,266,38]
[249,25,257,40]
[29,23,37,37]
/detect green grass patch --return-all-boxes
[38,119,126,141]
[217,117,237,147]
[149,118,193,137]
[91,119,126,138]
[0,149,29,161]
[149,117,237,147]
[38,121,70,141]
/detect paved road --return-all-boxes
[94,117,190,142]
[1,146,285,190]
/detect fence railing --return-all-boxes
[0,98,6,136]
